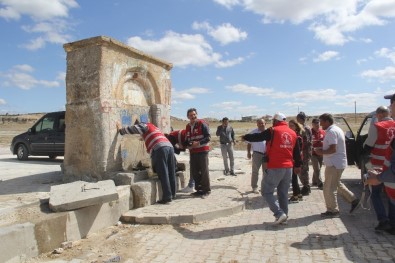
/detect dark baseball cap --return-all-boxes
[384,93,395,104]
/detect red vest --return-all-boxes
[371,120,395,167]
[169,130,186,149]
[382,143,395,200]
[312,128,325,156]
[185,120,210,153]
[266,122,297,169]
[142,123,170,153]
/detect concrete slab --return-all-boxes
[49,180,119,212]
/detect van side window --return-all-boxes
[36,117,55,132]
[58,118,65,132]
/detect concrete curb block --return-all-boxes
[121,201,245,224]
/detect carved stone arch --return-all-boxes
[114,67,162,106]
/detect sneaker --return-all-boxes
[280,216,289,225]
[201,191,210,199]
[350,198,360,213]
[224,170,229,176]
[320,211,340,218]
[288,196,299,203]
[375,221,392,232]
[318,183,324,190]
[252,188,259,194]
[385,227,395,235]
[273,214,287,225]
[297,194,303,201]
[157,199,172,204]
[230,170,236,176]
[191,191,203,197]
[301,185,311,196]
[181,186,194,193]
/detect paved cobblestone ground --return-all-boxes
[10,149,395,262]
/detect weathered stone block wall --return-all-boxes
[63,36,172,182]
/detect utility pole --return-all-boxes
[354,101,357,123]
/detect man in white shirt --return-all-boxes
[246,118,267,194]
[315,113,360,217]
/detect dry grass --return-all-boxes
[0,113,368,150]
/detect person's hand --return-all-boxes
[247,152,251,159]
[116,121,122,131]
[240,135,246,142]
[314,147,323,156]
[233,141,236,145]
[366,176,381,186]
[294,167,301,175]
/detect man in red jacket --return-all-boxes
[242,113,302,225]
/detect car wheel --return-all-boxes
[17,144,28,160]
[49,154,57,160]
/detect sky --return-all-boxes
[1,0,395,120]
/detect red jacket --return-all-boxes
[266,121,297,169]
[142,123,171,153]
[185,120,210,153]
[371,120,395,167]
[312,128,325,156]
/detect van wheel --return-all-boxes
[49,154,57,160]
[17,144,28,160]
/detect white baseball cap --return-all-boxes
[273,112,286,121]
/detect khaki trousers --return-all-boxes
[323,165,356,212]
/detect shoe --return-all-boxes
[350,199,360,213]
[201,191,210,199]
[385,227,395,235]
[191,191,203,197]
[320,211,340,218]
[157,199,172,204]
[252,188,259,194]
[288,196,299,203]
[181,186,194,193]
[224,170,229,176]
[172,194,177,199]
[301,185,311,196]
[375,221,392,232]
[273,214,287,225]
[298,194,303,201]
[280,216,289,225]
[318,183,323,190]
[230,170,236,176]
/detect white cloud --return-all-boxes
[127,31,246,68]
[213,0,241,9]
[212,101,242,109]
[193,21,248,45]
[0,0,78,21]
[216,76,223,81]
[1,64,61,90]
[375,47,395,63]
[171,87,210,101]
[313,51,340,62]
[226,83,274,95]
[215,0,395,46]
[0,0,78,50]
[360,66,395,82]
[0,98,6,105]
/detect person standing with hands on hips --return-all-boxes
[216,117,236,176]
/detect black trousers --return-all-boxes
[190,152,210,193]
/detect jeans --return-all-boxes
[371,183,388,222]
[152,146,176,201]
[262,168,292,218]
[220,143,234,172]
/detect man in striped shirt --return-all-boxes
[116,120,176,204]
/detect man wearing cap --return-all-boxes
[315,113,360,217]
[296,111,313,196]
[242,113,302,225]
